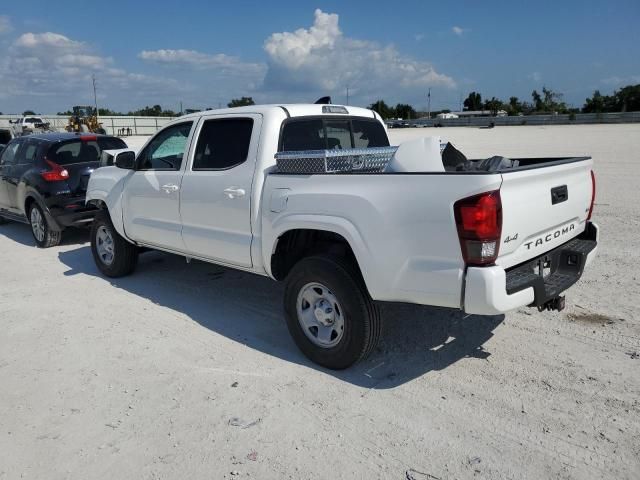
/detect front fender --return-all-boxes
[86,166,132,239]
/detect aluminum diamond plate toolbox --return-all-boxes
[275,146,398,174]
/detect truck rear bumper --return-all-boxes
[463,222,599,315]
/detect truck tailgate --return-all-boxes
[497,158,594,269]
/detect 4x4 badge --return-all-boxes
[504,234,518,243]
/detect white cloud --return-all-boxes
[529,71,542,82]
[0,15,12,34]
[601,75,640,86]
[0,31,179,109]
[414,33,425,42]
[452,26,465,36]
[139,48,266,76]
[262,9,455,100]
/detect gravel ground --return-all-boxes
[1,124,639,480]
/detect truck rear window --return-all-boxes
[280,117,389,151]
[50,137,127,165]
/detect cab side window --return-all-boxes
[137,122,193,170]
[193,118,253,170]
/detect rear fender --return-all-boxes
[264,214,375,292]
[24,189,62,232]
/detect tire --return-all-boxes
[96,128,106,135]
[283,255,382,369]
[90,210,138,277]
[28,203,62,248]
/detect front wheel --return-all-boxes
[91,211,138,277]
[283,255,382,369]
[29,203,61,248]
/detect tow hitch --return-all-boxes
[538,295,566,312]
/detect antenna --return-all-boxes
[427,87,431,119]
[346,85,350,106]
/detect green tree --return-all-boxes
[368,100,396,119]
[532,87,568,113]
[614,84,640,112]
[227,97,255,108]
[582,90,609,113]
[395,103,416,120]
[463,92,482,111]
[23,110,36,116]
[483,97,503,116]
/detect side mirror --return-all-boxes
[115,150,136,170]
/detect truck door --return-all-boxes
[179,114,261,267]
[121,121,194,251]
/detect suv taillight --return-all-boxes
[454,190,502,266]
[587,170,596,221]
[41,159,69,182]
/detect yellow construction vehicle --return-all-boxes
[65,106,106,134]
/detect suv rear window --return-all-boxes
[280,117,389,151]
[50,137,127,165]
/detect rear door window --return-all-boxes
[50,137,127,165]
[0,141,21,165]
[14,140,39,165]
[280,117,389,151]
[193,118,254,170]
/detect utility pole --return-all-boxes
[180,101,183,116]
[427,87,431,119]
[346,85,350,105]
[92,74,99,119]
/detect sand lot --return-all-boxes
[1,124,639,479]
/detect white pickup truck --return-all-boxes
[86,104,598,368]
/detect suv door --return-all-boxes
[122,121,194,251]
[6,139,40,213]
[179,114,261,267]
[0,140,21,211]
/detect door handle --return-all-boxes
[223,187,246,199]
[161,183,179,194]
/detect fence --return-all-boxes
[2,111,640,135]
[0,115,176,136]
[412,111,640,127]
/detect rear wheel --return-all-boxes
[91,210,138,277]
[29,203,61,248]
[283,255,382,369]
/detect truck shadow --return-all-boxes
[57,246,504,389]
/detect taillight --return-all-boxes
[454,190,502,266]
[41,159,69,182]
[586,170,596,221]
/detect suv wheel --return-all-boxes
[29,203,61,248]
[91,210,138,277]
[283,255,382,369]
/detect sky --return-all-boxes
[0,0,638,114]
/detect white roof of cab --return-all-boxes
[177,104,377,121]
